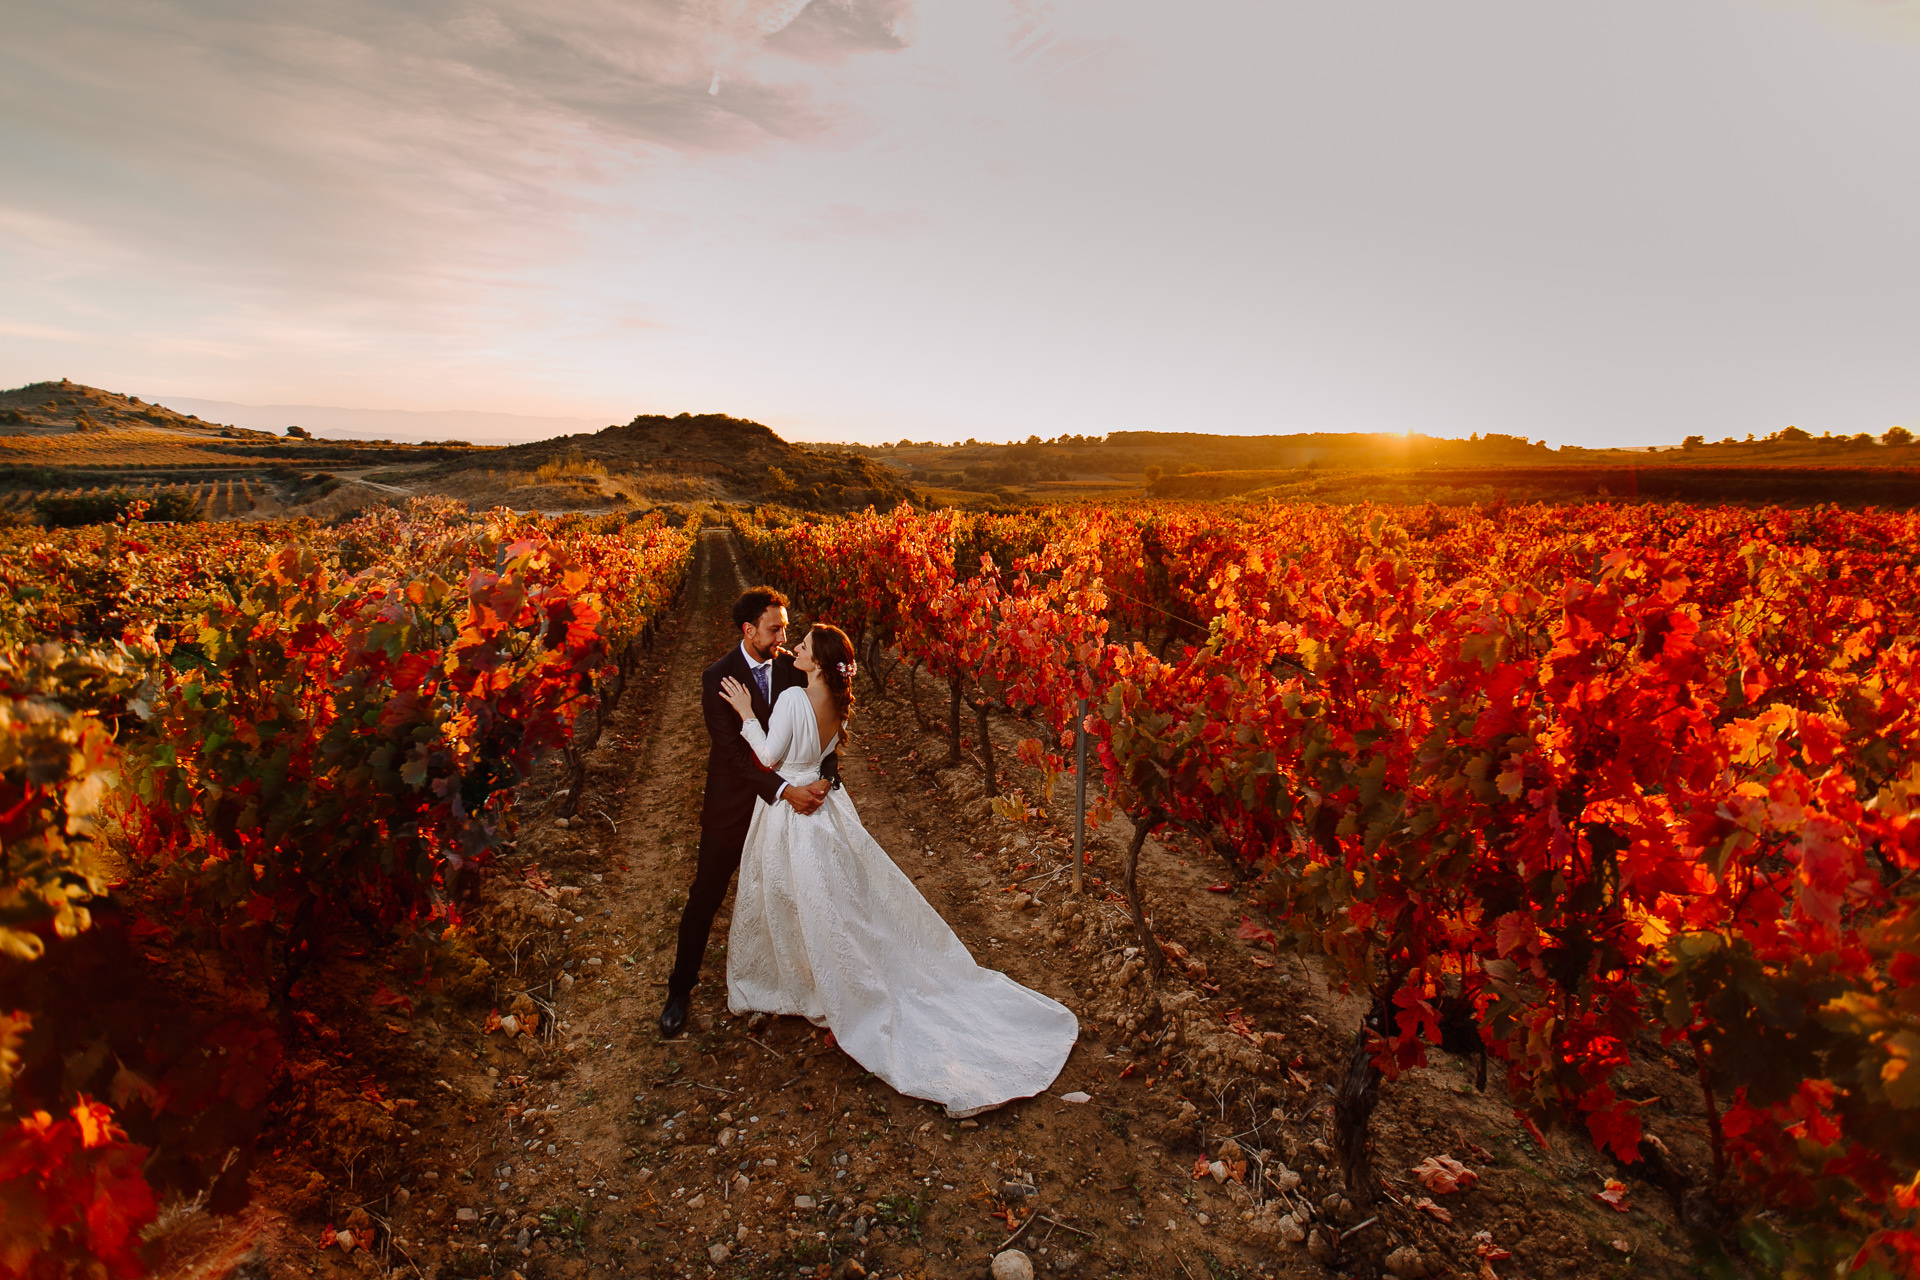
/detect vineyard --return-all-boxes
[0,499,697,1275]
[2,494,1915,1279]
[735,499,1920,1277]
[0,431,281,471]
[0,479,271,524]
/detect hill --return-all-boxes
[1,383,913,523]
[402,412,913,513]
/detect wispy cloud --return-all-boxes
[0,0,912,318]
[765,0,913,63]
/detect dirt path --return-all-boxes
[302,528,1709,1280]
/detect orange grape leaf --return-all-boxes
[1411,1155,1478,1194]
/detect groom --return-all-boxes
[659,586,837,1038]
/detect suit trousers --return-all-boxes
[668,813,754,1001]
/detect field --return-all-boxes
[0,477,270,521]
[845,427,1920,509]
[0,381,521,527]
[1148,464,1920,507]
[0,430,288,471]
[3,494,1915,1280]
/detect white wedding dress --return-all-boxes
[726,687,1079,1118]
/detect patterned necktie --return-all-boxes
[752,662,770,704]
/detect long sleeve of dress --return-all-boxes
[740,688,800,769]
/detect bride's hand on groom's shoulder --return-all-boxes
[717,675,754,719]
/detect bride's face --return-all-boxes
[793,632,816,673]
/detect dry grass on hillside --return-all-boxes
[0,430,275,469]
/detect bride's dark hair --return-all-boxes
[810,624,857,726]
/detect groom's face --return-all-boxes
[742,605,788,663]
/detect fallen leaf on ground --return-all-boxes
[1595,1179,1631,1212]
[1411,1155,1478,1194]
[1471,1231,1512,1262]
[1236,916,1277,949]
[1413,1197,1453,1223]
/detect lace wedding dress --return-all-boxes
[727,687,1079,1118]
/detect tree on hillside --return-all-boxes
[1885,426,1913,447]
[1682,435,1705,450]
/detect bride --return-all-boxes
[716,622,1078,1118]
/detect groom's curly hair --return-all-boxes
[809,623,858,726]
[733,587,788,632]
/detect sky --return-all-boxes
[3,0,1918,448]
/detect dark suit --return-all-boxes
[667,644,837,1001]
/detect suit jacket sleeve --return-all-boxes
[705,661,788,808]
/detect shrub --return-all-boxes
[533,446,606,486]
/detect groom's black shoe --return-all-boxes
[658,994,689,1040]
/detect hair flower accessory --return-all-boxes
[838,660,859,678]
